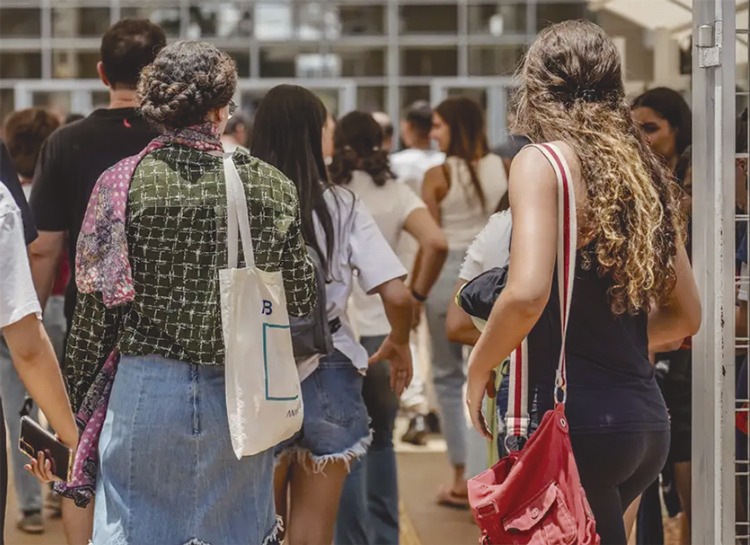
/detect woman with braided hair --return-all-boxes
[465,20,701,544]
[61,41,317,545]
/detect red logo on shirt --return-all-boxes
[123,118,132,128]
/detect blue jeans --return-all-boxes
[336,335,400,545]
[94,355,280,545]
[424,249,467,467]
[0,296,66,514]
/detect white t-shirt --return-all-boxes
[0,183,41,329]
[346,171,426,337]
[390,148,446,196]
[459,211,512,282]
[390,148,445,271]
[316,186,407,369]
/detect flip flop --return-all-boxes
[437,486,470,510]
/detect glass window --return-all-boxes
[468,45,525,77]
[0,89,15,123]
[0,8,41,38]
[337,5,385,36]
[260,45,316,78]
[254,2,340,41]
[401,47,458,77]
[0,53,42,78]
[467,3,527,36]
[52,51,99,79]
[311,88,340,116]
[535,2,589,31]
[227,50,251,78]
[399,86,431,112]
[357,87,386,113]
[333,47,385,78]
[121,6,181,37]
[399,4,457,34]
[445,87,488,111]
[52,7,110,38]
[185,4,252,39]
[31,92,72,119]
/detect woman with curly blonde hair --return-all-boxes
[465,20,701,545]
[60,41,316,545]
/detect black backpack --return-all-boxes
[290,245,334,359]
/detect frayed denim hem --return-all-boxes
[178,516,283,545]
[278,430,373,474]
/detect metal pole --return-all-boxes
[692,1,737,543]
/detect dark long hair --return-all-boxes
[250,84,335,273]
[435,96,490,211]
[329,111,393,187]
[631,87,692,157]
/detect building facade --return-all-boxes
[0,0,688,145]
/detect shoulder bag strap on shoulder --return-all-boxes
[505,143,577,442]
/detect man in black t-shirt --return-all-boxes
[27,18,165,544]
[29,19,165,332]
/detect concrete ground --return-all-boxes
[2,434,681,545]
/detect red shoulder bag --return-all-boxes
[467,143,600,545]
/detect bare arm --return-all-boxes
[467,148,559,377]
[404,207,448,298]
[369,278,414,395]
[647,245,701,347]
[446,279,481,346]
[2,314,77,448]
[412,166,450,291]
[29,230,65,310]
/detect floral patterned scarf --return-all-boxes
[55,123,224,507]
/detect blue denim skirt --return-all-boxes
[93,355,280,545]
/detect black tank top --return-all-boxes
[529,246,670,434]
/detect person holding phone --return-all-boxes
[0,181,78,540]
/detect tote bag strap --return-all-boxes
[222,153,256,269]
[505,143,577,443]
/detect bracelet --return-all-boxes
[411,289,427,302]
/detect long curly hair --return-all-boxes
[512,20,686,315]
[329,111,393,187]
[137,41,237,131]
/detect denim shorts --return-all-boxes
[94,355,280,545]
[276,350,371,472]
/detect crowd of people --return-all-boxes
[0,12,746,545]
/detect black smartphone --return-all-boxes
[18,416,72,482]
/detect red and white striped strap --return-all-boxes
[506,143,578,440]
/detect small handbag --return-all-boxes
[467,143,600,545]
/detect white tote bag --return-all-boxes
[219,153,303,459]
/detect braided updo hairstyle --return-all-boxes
[137,41,237,131]
[329,111,393,187]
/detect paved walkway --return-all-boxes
[3,438,681,545]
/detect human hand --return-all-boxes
[466,364,492,440]
[369,335,413,395]
[24,450,63,483]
